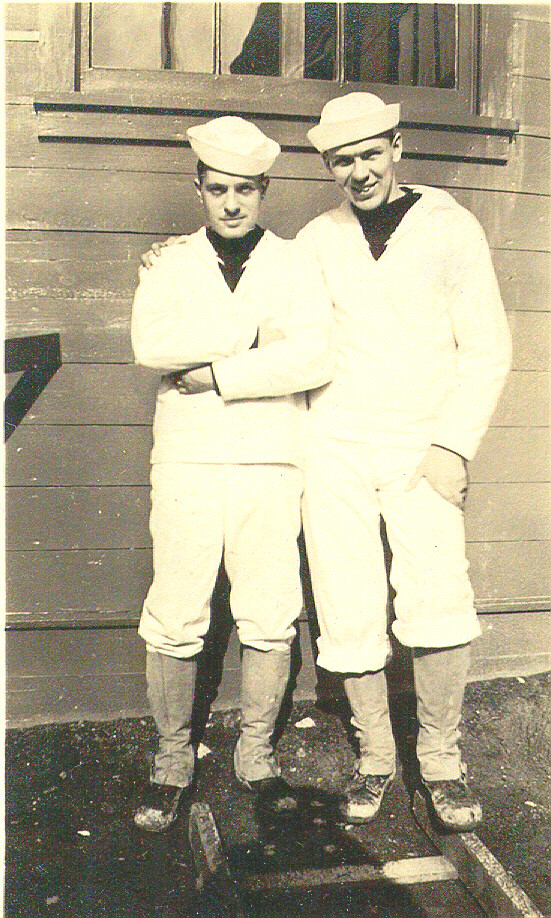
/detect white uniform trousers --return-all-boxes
[303,436,481,675]
[139,462,303,657]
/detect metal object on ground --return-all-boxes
[412,790,545,918]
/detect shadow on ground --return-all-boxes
[5,670,551,917]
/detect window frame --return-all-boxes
[36,0,519,165]
[73,2,479,118]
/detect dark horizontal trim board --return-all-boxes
[33,134,511,168]
[34,97,518,165]
[6,612,550,726]
[33,93,519,137]
[6,601,550,631]
[6,612,141,631]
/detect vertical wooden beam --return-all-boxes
[455,3,477,113]
[162,2,172,71]
[336,2,346,83]
[74,2,82,90]
[213,2,222,76]
[479,5,518,122]
[280,3,305,79]
[38,2,77,92]
[434,5,442,85]
[412,4,420,84]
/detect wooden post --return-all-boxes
[38,3,77,92]
[188,802,246,918]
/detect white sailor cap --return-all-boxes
[308,92,400,153]
[187,115,280,176]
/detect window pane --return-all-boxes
[91,3,165,70]
[304,2,336,80]
[344,3,456,88]
[170,3,214,73]
[226,3,281,76]
[89,1,455,86]
[91,2,214,73]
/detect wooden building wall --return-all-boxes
[5,3,550,726]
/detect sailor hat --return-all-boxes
[308,92,400,153]
[187,115,280,176]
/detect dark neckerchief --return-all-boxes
[352,187,421,260]
[206,224,265,291]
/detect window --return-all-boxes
[35,3,517,172]
[88,2,457,89]
[36,2,485,122]
[90,2,281,76]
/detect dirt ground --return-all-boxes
[5,669,550,918]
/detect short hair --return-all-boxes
[379,128,397,144]
[196,159,208,182]
[195,159,268,190]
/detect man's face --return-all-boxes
[195,169,266,238]
[325,133,402,211]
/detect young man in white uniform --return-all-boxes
[131,116,334,832]
[298,93,511,831]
